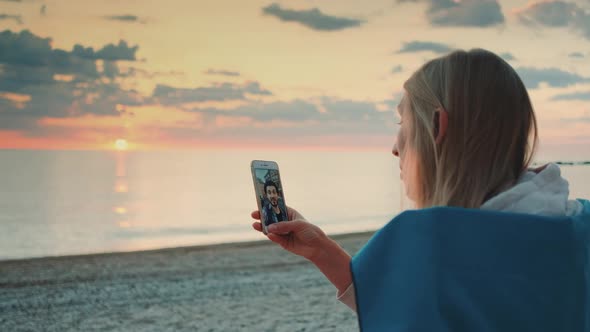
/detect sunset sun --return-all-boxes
[114,139,129,151]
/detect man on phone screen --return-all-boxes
[262,180,288,225]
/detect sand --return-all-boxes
[0,231,373,332]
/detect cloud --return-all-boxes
[0,30,139,72]
[153,81,272,105]
[72,41,138,61]
[190,97,393,130]
[104,15,138,22]
[0,30,53,67]
[103,15,146,24]
[0,74,145,133]
[0,63,98,97]
[103,60,120,79]
[569,52,585,59]
[515,1,577,27]
[95,41,138,61]
[204,69,241,77]
[0,13,22,24]
[399,0,504,27]
[0,29,147,131]
[125,68,185,79]
[514,1,590,40]
[321,98,392,123]
[0,81,143,120]
[0,30,100,80]
[141,97,398,148]
[429,0,505,27]
[500,52,516,61]
[190,99,318,122]
[391,65,403,74]
[515,67,590,89]
[396,41,452,54]
[551,91,590,101]
[262,3,364,31]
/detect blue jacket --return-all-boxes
[351,199,590,332]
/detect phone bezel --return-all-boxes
[250,160,285,235]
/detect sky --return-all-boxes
[0,0,589,159]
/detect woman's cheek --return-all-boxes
[403,151,420,202]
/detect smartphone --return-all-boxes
[251,160,289,234]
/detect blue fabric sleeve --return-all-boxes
[352,206,590,332]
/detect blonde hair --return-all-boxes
[403,49,538,208]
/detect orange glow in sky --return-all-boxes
[0,0,588,156]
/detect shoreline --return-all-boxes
[0,230,376,264]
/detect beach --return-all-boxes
[0,231,372,332]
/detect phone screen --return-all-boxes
[252,166,288,228]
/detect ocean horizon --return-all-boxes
[1,149,589,261]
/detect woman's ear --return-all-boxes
[434,107,448,144]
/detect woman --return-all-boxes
[250,49,589,319]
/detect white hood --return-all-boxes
[480,163,583,217]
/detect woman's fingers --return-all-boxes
[267,233,288,247]
[252,221,262,232]
[253,208,307,241]
[267,220,307,234]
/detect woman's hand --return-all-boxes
[251,207,328,261]
[251,207,353,294]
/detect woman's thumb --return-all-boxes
[287,207,305,221]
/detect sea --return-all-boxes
[0,149,588,260]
